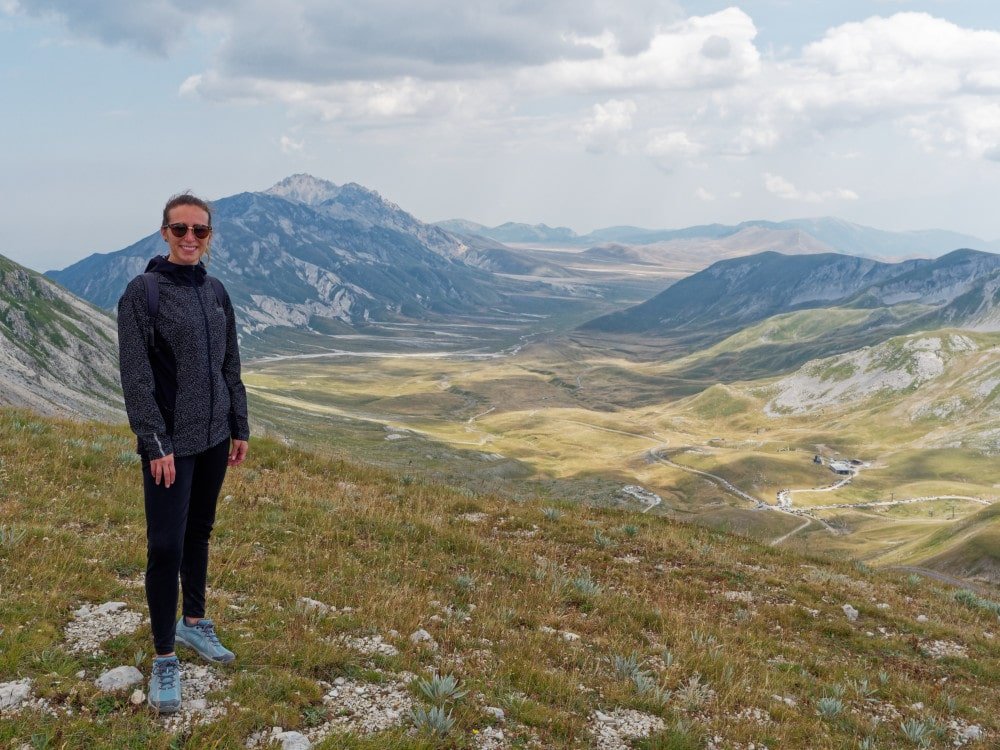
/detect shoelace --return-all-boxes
[193,620,222,646]
[153,660,178,690]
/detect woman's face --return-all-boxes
[161,204,211,265]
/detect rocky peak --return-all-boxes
[265,174,343,206]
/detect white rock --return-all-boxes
[298,597,331,615]
[409,629,437,649]
[130,689,145,705]
[484,706,506,721]
[189,698,208,710]
[95,666,144,692]
[562,631,581,642]
[959,725,983,742]
[0,679,32,711]
[842,604,859,622]
[916,615,928,623]
[275,731,311,750]
[75,670,86,679]
[877,603,890,610]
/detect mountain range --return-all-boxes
[437,216,998,259]
[48,175,507,347]
[582,248,1000,339]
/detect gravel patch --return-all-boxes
[921,640,968,659]
[336,633,399,657]
[307,671,417,739]
[156,662,232,734]
[588,708,665,750]
[64,601,144,655]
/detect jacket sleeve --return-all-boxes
[117,277,174,458]
[221,289,250,441]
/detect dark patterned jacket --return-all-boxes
[117,256,250,459]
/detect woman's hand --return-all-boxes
[229,439,249,466]
[150,454,176,487]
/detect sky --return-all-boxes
[4,1,1000,271]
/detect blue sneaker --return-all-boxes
[148,655,181,714]
[174,617,235,664]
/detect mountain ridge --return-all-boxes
[0,254,122,420]
[437,216,997,258]
[47,177,505,344]
[581,249,1000,339]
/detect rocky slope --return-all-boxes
[48,175,503,340]
[0,254,121,420]
[582,249,1000,340]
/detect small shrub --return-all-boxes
[631,670,672,706]
[410,705,455,737]
[675,673,712,709]
[303,704,327,728]
[611,651,643,680]
[416,674,467,705]
[594,530,616,549]
[817,697,844,718]
[621,524,639,537]
[455,573,475,592]
[542,507,562,521]
[899,718,934,747]
[117,450,141,466]
[570,571,602,598]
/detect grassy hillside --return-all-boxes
[1,407,998,748]
[869,504,1000,584]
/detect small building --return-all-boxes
[829,460,854,475]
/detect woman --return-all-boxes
[117,192,249,714]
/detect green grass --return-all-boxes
[2,406,1000,747]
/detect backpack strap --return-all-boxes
[140,273,159,349]
[207,276,227,308]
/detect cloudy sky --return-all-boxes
[4,1,1000,270]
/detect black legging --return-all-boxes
[142,439,229,655]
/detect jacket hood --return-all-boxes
[145,255,208,284]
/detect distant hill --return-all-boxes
[0,254,121,419]
[581,249,1000,339]
[436,220,579,244]
[438,216,995,259]
[917,504,1000,586]
[48,175,504,340]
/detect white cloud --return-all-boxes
[280,135,304,154]
[577,98,636,153]
[763,173,859,203]
[529,8,760,94]
[694,187,715,201]
[16,3,1000,165]
[645,130,702,159]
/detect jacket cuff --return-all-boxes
[140,433,174,458]
[230,414,250,441]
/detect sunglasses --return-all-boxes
[164,223,212,239]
